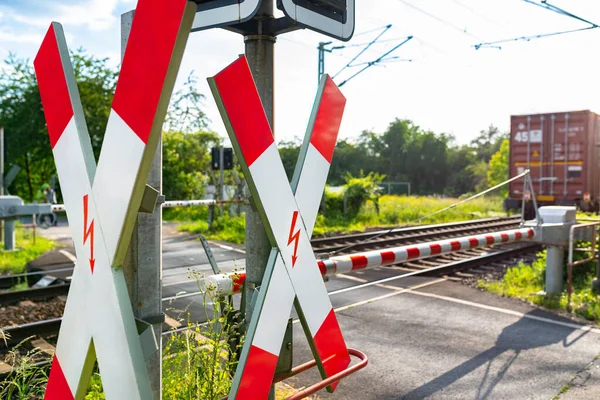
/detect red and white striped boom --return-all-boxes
[204,227,535,297]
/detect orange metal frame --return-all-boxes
[222,348,368,400]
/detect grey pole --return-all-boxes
[1,126,4,243]
[244,1,276,398]
[4,219,15,251]
[244,0,275,322]
[1,126,4,196]
[121,10,163,399]
[219,146,225,211]
[546,246,564,294]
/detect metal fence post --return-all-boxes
[546,246,564,294]
[244,1,276,398]
[4,219,15,250]
[121,10,163,399]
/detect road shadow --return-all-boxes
[396,309,590,400]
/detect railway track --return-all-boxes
[0,216,523,306]
[0,215,538,377]
[0,245,540,350]
[312,215,522,254]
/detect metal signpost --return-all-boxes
[34,0,194,398]
[209,56,356,399]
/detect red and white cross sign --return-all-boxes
[209,57,351,399]
[34,1,195,398]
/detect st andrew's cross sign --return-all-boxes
[34,0,195,398]
[209,57,351,399]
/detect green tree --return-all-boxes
[0,51,117,201]
[470,125,507,163]
[445,144,477,197]
[278,139,301,182]
[468,160,489,193]
[488,139,509,197]
[328,139,372,185]
[162,130,220,201]
[164,72,209,134]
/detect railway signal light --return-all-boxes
[223,147,233,169]
[212,147,234,170]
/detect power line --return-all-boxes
[344,36,415,48]
[332,24,392,79]
[317,24,414,86]
[338,36,414,87]
[396,0,484,41]
[448,0,503,27]
[353,25,396,37]
[474,0,600,50]
[474,25,596,50]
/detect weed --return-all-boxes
[481,245,600,322]
[178,213,246,244]
[0,340,49,399]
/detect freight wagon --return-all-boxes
[504,110,600,212]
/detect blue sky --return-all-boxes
[2,0,600,145]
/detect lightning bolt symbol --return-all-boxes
[83,194,95,273]
[288,210,301,267]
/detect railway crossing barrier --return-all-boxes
[204,226,536,297]
[0,196,51,250]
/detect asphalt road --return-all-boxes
[37,219,600,399]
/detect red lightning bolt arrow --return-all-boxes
[83,194,95,273]
[287,210,301,267]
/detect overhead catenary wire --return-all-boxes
[523,0,598,27]
[474,26,597,50]
[332,24,392,79]
[448,0,503,27]
[318,24,414,87]
[337,36,413,87]
[396,0,484,41]
[474,0,600,49]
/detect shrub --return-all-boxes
[343,171,384,217]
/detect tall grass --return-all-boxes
[314,194,505,236]
[482,247,600,322]
[166,195,506,241]
[0,227,56,274]
[0,341,49,399]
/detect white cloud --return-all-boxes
[0,29,43,45]
[11,0,120,31]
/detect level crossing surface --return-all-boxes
[37,221,600,399]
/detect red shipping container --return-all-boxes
[506,110,600,211]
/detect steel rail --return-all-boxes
[0,284,70,305]
[0,216,522,301]
[0,243,541,351]
[313,217,522,254]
